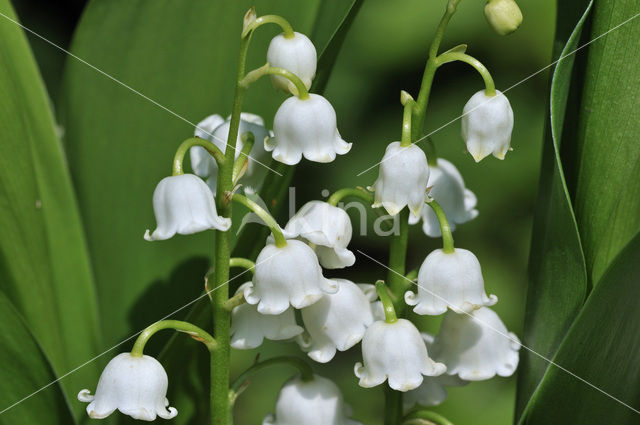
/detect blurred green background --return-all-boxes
[11,0,556,423]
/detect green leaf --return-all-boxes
[0,290,76,425]
[60,0,322,346]
[571,0,640,285]
[519,233,640,424]
[514,1,591,417]
[0,0,100,413]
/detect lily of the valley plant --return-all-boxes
[77,1,524,424]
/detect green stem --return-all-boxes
[241,64,310,99]
[242,14,295,39]
[404,409,454,425]
[327,187,373,206]
[223,291,246,311]
[173,137,225,176]
[424,137,438,167]
[375,280,398,323]
[436,52,496,96]
[229,257,256,272]
[426,199,454,253]
[210,29,252,425]
[232,132,255,184]
[131,320,216,356]
[400,100,414,147]
[385,387,403,425]
[405,269,418,282]
[231,193,287,247]
[229,356,313,399]
[386,209,410,300]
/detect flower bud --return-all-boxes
[144,174,231,241]
[263,374,361,425]
[405,248,497,315]
[265,94,351,165]
[430,307,521,380]
[461,90,514,162]
[230,282,303,349]
[78,353,177,420]
[244,239,338,315]
[354,319,445,391]
[266,32,317,94]
[279,201,355,269]
[484,0,523,36]
[409,158,478,237]
[298,280,376,363]
[371,142,430,217]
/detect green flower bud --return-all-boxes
[484,0,523,36]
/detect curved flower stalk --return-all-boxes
[77,353,177,421]
[230,282,303,349]
[405,248,497,315]
[190,112,271,192]
[461,89,514,162]
[267,31,317,93]
[409,158,478,237]
[265,94,351,165]
[298,280,376,363]
[144,174,231,241]
[431,307,521,381]
[371,142,430,218]
[403,333,467,409]
[278,201,356,269]
[263,374,362,425]
[244,239,338,314]
[355,318,446,391]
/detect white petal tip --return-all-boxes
[77,389,94,403]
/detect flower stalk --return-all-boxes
[241,64,310,99]
[131,320,217,356]
[173,137,225,176]
[230,193,287,247]
[426,198,455,253]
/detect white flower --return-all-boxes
[230,282,303,349]
[461,89,514,162]
[298,280,376,363]
[266,31,317,94]
[190,113,271,191]
[265,94,351,165]
[281,201,355,269]
[144,174,231,241]
[408,159,478,237]
[371,142,430,217]
[77,353,177,421]
[244,239,338,315]
[354,319,446,391]
[430,307,521,381]
[405,248,497,315]
[403,333,467,409]
[263,374,361,425]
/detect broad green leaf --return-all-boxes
[514,1,590,417]
[572,0,640,285]
[519,233,640,424]
[0,290,76,425]
[0,0,100,412]
[60,0,321,347]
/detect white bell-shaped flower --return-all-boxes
[263,374,361,425]
[77,353,177,421]
[371,142,429,218]
[431,307,521,381]
[190,113,271,191]
[403,333,467,409]
[409,159,478,237]
[354,319,446,391]
[266,31,317,93]
[144,174,231,241]
[298,280,376,363]
[461,89,514,162]
[405,248,497,315]
[230,282,303,349]
[281,201,355,269]
[244,239,337,315]
[265,94,351,165]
